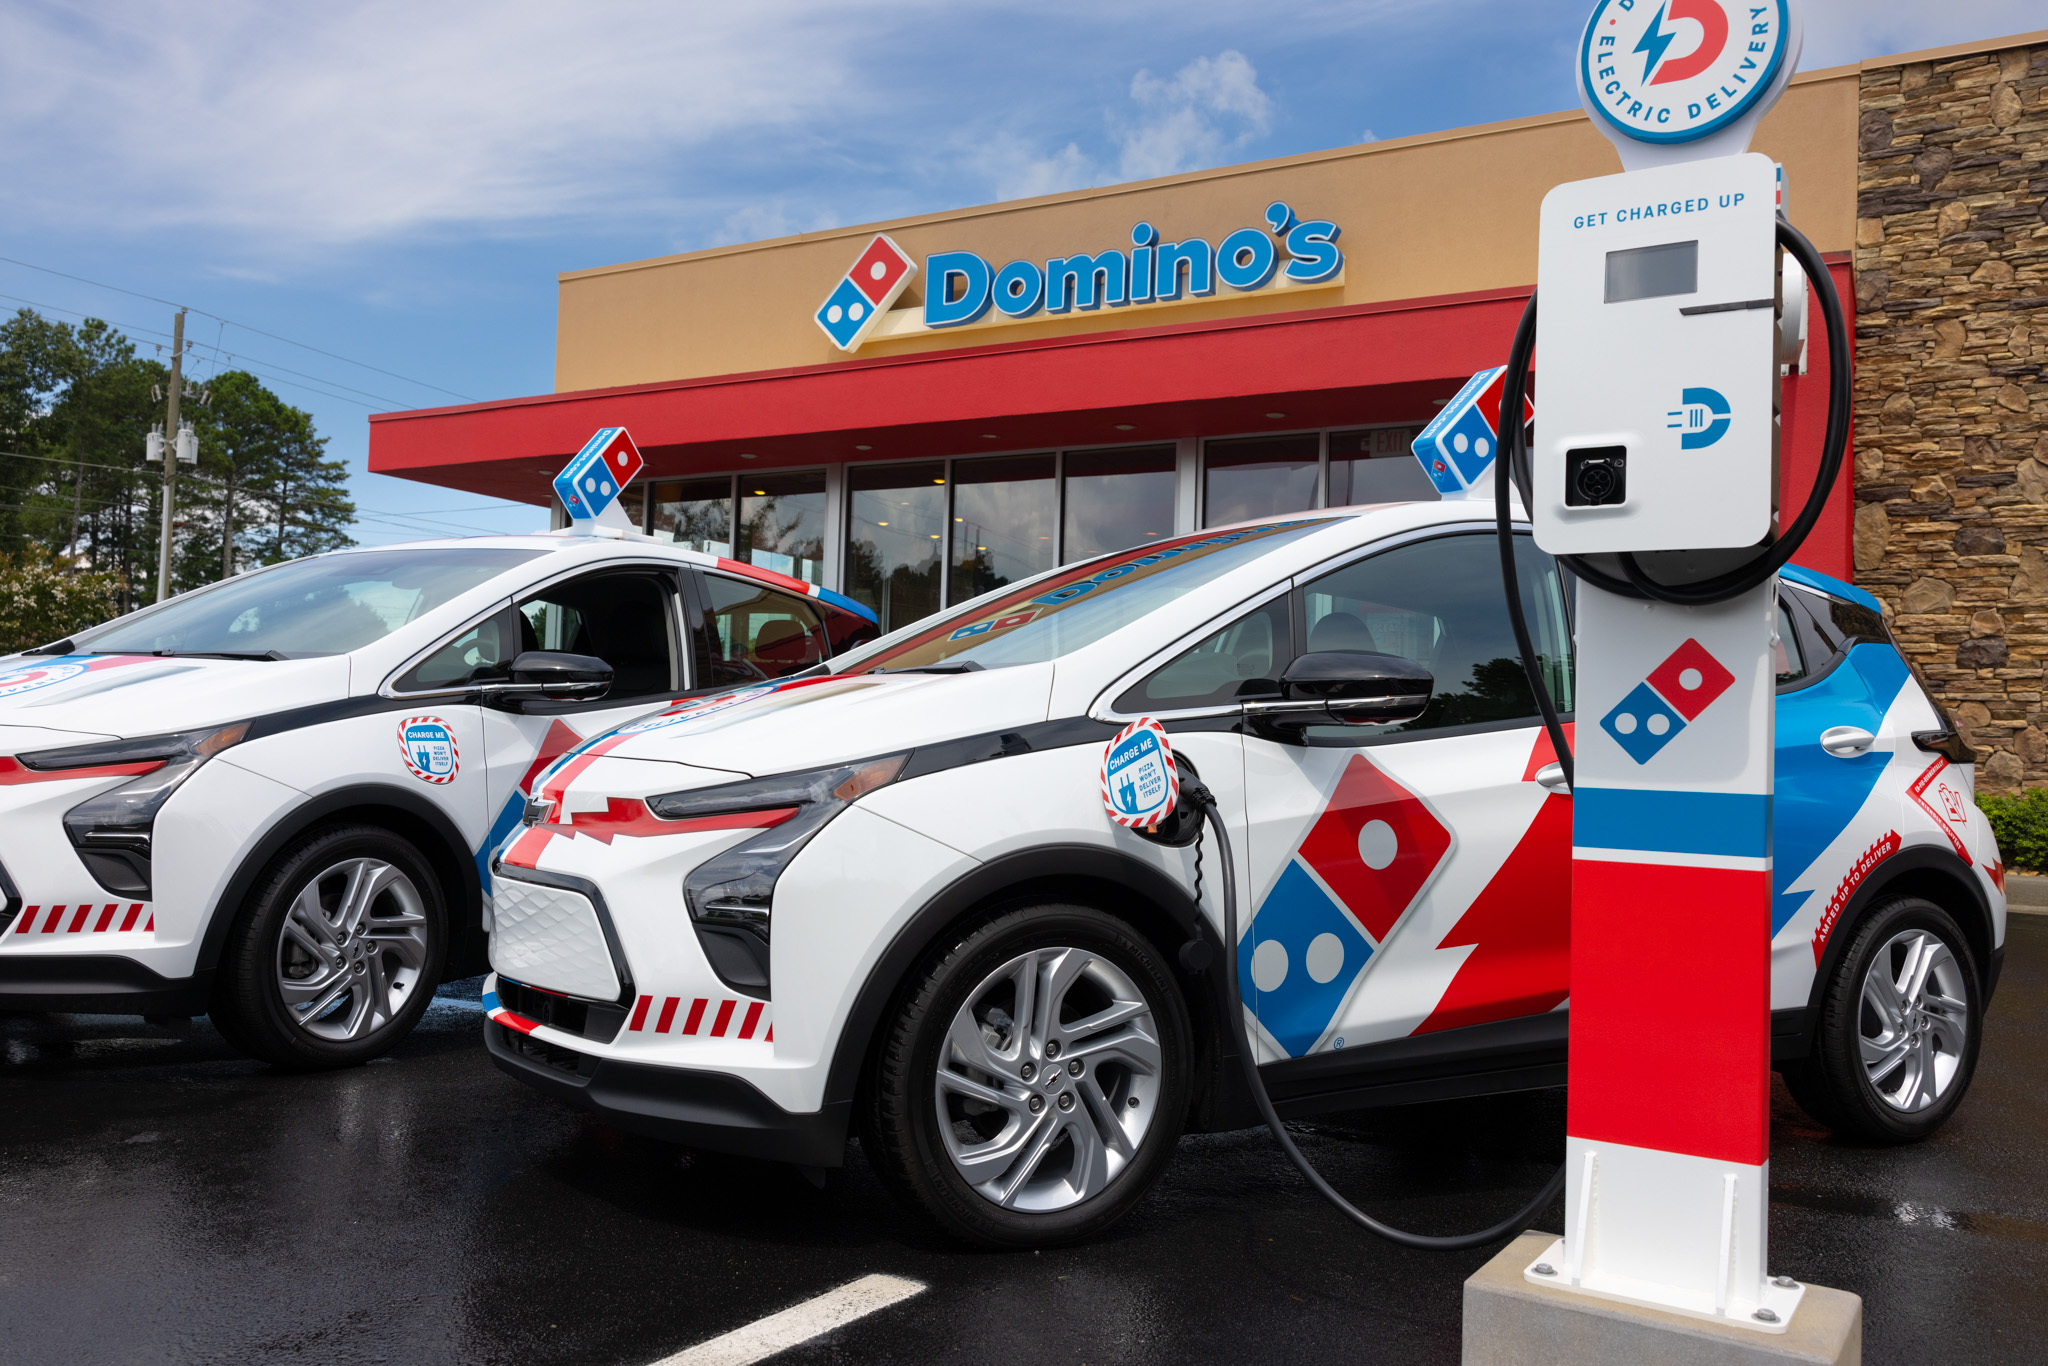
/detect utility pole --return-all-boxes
[155,309,185,604]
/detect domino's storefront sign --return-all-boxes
[816,202,1344,354]
[1101,718,1178,830]
[1580,0,1791,145]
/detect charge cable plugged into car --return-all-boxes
[1109,216,1852,1251]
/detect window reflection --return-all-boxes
[951,454,1055,602]
[847,462,944,631]
[1203,434,1319,527]
[739,471,825,585]
[1062,445,1175,563]
[1328,427,1436,506]
[652,477,735,555]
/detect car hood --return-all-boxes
[593,663,1057,777]
[0,652,352,745]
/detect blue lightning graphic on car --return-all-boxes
[1632,3,1679,83]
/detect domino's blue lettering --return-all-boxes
[1283,220,1343,282]
[1155,238,1215,300]
[1265,200,1296,234]
[1216,227,1278,291]
[1129,222,1158,304]
[993,259,1045,318]
[1046,250,1129,313]
[925,252,992,327]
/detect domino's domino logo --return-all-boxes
[552,427,644,521]
[815,235,918,353]
[1410,366,1534,496]
[1598,637,1735,764]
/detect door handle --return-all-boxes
[1534,762,1571,793]
[1819,726,1876,758]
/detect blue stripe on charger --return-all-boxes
[1575,787,1773,860]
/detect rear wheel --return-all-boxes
[1789,895,1981,1143]
[862,902,1191,1247]
[211,825,446,1070]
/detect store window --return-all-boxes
[1062,444,1175,564]
[1203,434,1319,527]
[1328,427,1435,506]
[951,454,1055,603]
[847,462,944,631]
[739,471,825,584]
[651,476,735,555]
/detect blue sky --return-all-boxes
[0,0,2035,545]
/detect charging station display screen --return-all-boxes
[1604,240,1698,303]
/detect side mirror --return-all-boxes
[486,651,613,706]
[1243,651,1433,731]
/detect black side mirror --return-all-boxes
[487,651,613,706]
[1243,650,1433,731]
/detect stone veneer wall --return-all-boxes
[1854,40,2047,790]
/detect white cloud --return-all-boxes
[0,0,905,246]
[1115,50,1276,181]
[1360,128,1379,143]
[714,203,843,250]
[967,135,1099,202]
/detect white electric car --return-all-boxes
[481,504,2005,1246]
[0,533,878,1067]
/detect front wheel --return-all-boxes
[1788,895,1982,1143]
[862,902,1192,1247]
[210,825,446,1069]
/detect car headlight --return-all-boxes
[19,723,249,899]
[652,754,907,996]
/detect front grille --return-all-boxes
[490,874,622,1001]
[498,1022,598,1077]
[497,976,627,1044]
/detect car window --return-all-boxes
[1776,598,1808,687]
[394,605,520,692]
[843,518,1334,673]
[698,574,830,686]
[518,570,679,699]
[1115,598,1289,713]
[1294,532,1572,739]
[79,548,542,658]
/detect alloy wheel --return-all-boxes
[1859,927,1970,1112]
[934,946,1162,1212]
[274,857,431,1041]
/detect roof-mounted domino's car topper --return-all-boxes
[1410,366,1533,499]
[554,427,646,532]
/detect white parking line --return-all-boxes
[647,1273,927,1366]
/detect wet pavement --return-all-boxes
[4,919,2047,1366]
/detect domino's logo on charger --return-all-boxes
[553,428,644,521]
[1599,637,1735,764]
[816,234,918,353]
[1410,366,1533,496]
[1101,718,1177,829]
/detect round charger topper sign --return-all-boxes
[1578,0,1801,170]
[1101,717,1178,829]
[398,716,460,784]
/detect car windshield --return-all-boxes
[845,518,1335,672]
[80,548,545,658]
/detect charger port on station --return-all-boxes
[1565,445,1627,507]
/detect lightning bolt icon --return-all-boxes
[1633,3,1678,85]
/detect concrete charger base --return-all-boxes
[1463,1232,1862,1366]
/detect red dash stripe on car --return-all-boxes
[93,904,116,933]
[711,1000,737,1037]
[765,1025,773,1043]
[67,906,90,933]
[495,1010,540,1035]
[655,996,681,1033]
[41,905,65,933]
[739,1002,764,1039]
[120,904,143,932]
[628,995,652,1031]
[683,998,708,1035]
[12,906,34,934]
[143,915,153,932]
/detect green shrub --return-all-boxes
[0,554,125,654]
[1976,787,2048,872]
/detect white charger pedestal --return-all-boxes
[1464,1232,1861,1366]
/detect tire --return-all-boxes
[209,824,447,1070]
[1790,895,1982,1144]
[861,901,1192,1248]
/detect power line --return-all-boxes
[0,253,477,403]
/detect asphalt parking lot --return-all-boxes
[5,917,2047,1366]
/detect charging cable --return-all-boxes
[1184,781,1566,1250]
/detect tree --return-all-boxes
[0,308,355,607]
[0,553,125,652]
